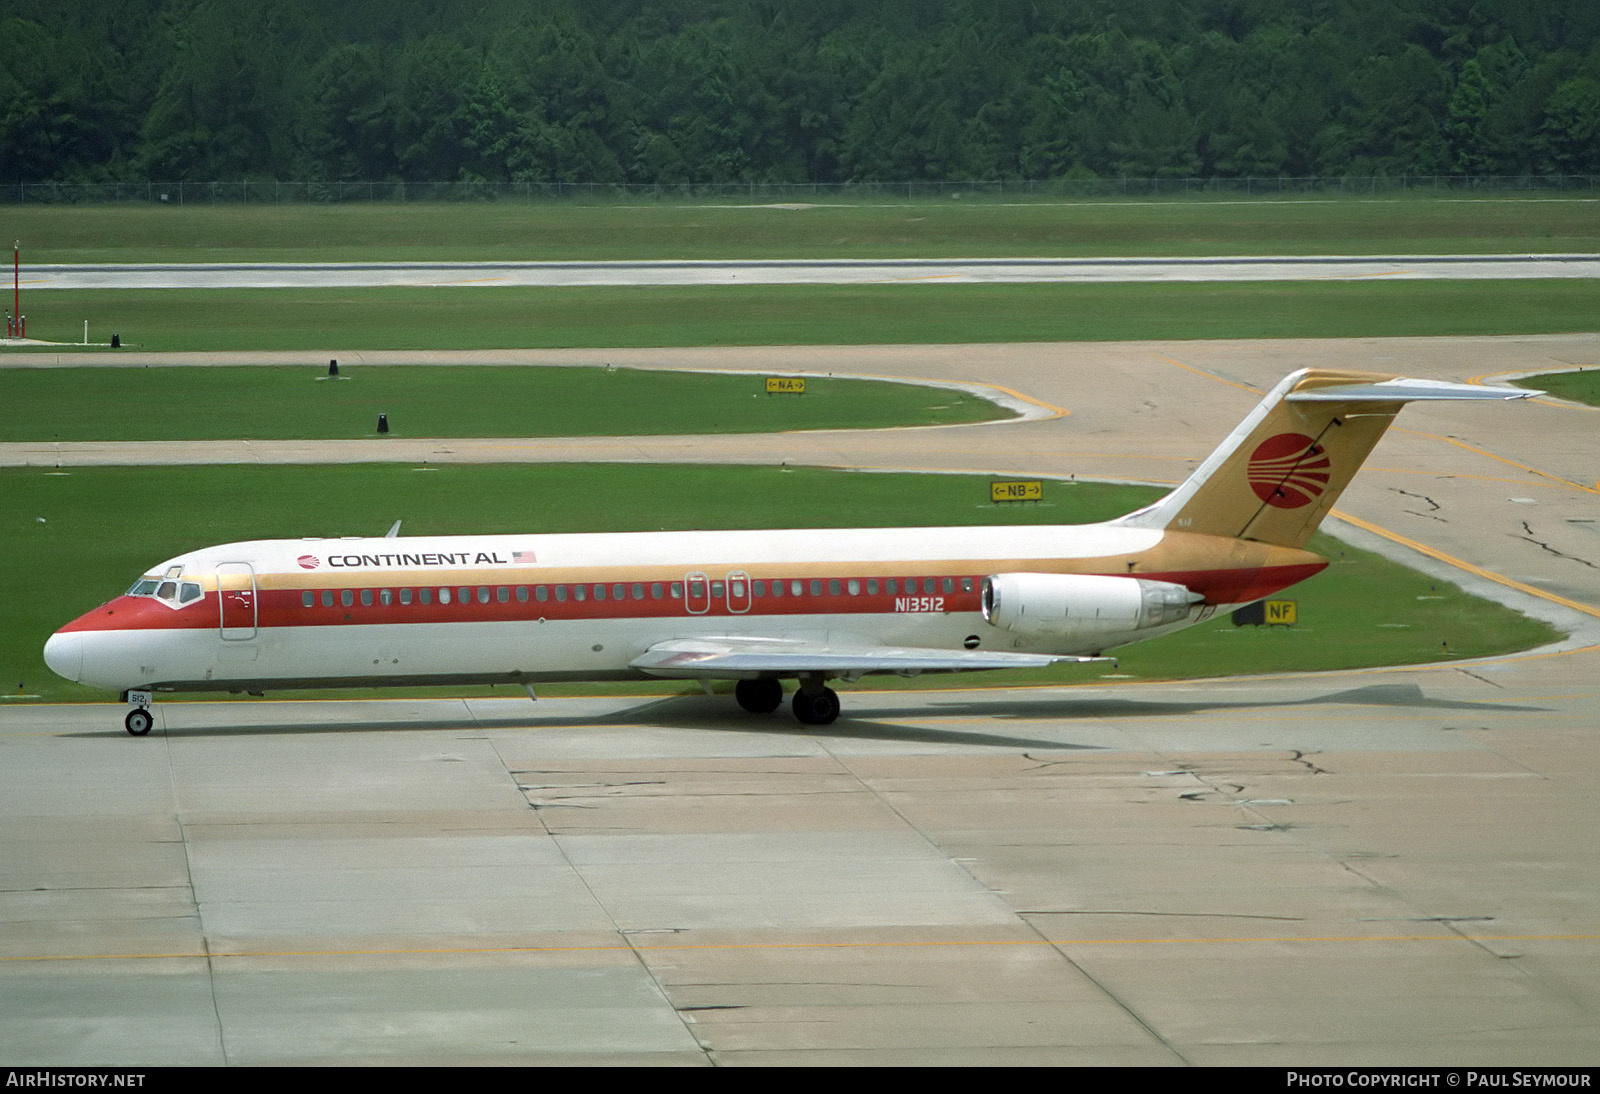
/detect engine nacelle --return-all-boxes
[981,572,1202,637]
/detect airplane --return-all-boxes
[44,368,1536,735]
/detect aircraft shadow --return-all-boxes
[883,682,1551,722]
[61,682,1542,746]
[93,694,1084,750]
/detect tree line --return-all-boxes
[3,0,1598,186]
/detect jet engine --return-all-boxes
[981,573,1202,637]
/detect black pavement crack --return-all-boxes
[1512,527,1600,570]
[1289,750,1329,775]
[1391,487,1442,512]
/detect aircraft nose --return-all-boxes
[43,631,83,683]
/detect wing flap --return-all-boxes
[630,636,1103,678]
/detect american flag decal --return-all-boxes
[512,550,537,563]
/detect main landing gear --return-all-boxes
[123,690,154,736]
[734,677,783,714]
[791,685,841,726]
[733,677,841,725]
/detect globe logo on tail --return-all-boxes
[1248,433,1330,509]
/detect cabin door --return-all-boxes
[217,562,257,640]
[684,571,711,615]
[725,571,751,614]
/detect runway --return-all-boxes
[2,335,1598,1065]
[18,253,1600,289]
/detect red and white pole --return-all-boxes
[12,241,17,339]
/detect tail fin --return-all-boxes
[1117,369,1537,549]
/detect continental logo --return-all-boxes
[328,551,512,568]
[298,549,536,571]
[1248,433,1330,509]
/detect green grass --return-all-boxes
[0,365,1005,442]
[2,463,1557,704]
[9,280,1598,352]
[1517,369,1600,407]
[9,196,1598,263]
[0,197,1568,709]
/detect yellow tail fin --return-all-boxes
[1117,369,1537,549]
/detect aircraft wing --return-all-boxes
[629,636,1105,679]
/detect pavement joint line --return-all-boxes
[1377,469,1578,490]
[1156,353,1264,396]
[8,933,1599,965]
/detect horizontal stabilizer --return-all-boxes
[1287,377,1539,402]
[1117,369,1540,549]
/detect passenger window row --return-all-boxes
[748,577,970,597]
[296,576,976,610]
[300,582,685,609]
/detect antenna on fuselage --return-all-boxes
[385,520,402,538]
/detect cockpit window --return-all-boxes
[126,573,203,607]
[124,572,206,607]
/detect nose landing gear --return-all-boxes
[123,690,154,736]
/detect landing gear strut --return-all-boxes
[734,678,783,714]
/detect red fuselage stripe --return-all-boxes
[58,563,1325,633]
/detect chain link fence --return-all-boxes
[1,175,1596,205]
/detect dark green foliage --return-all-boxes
[4,0,1599,184]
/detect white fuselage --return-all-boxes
[46,520,1278,696]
